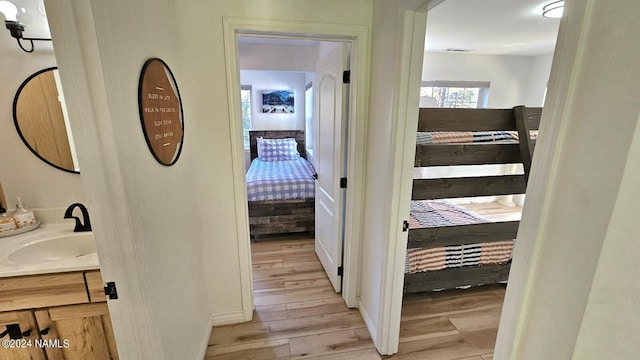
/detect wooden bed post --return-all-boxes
[513,105,541,182]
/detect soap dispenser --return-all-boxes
[0,206,17,233]
[13,197,36,228]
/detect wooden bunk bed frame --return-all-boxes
[247,130,315,236]
[404,105,541,293]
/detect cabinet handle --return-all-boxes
[21,329,32,337]
[40,328,50,335]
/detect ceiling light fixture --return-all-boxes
[0,0,51,53]
[542,0,564,18]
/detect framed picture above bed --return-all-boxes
[261,90,294,114]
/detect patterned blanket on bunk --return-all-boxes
[416,131,537,145]
[405,200,514,274]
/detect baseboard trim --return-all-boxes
[358,299,378,348]
[211,310,247,326]
[195,314,214,360]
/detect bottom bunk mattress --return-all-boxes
[406,200,514,274]
[246,157,316,201]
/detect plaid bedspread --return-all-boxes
[406,200,514,274]
[246,158,316,201]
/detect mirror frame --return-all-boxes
[12,67,80,174]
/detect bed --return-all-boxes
[247,130,316,236]
[404,105,541,293]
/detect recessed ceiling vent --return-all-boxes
[443,48,471,53]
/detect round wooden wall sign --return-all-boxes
[138,58,184,166]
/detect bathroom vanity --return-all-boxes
[0,223,118,359]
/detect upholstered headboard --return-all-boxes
[249,130,306,161]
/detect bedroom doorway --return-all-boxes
[239,38,351,293]
[223,17,369,313]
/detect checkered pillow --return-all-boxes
[257,137,300,161]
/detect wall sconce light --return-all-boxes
[0,0,51,52]
[542,0,564,18]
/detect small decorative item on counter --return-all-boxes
[12,197,36,228]
[0,206,17,233]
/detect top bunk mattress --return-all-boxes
[416,131,538,145]
[246,157,316,201]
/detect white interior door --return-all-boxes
[315,43,348,292]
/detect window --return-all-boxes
[304,82,313,153]
[241,85,252,148]
[420,81,490,108]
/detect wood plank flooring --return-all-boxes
[206,235,377,359]
[387,285,505,359]
[207,202,517,359]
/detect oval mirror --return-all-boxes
[13,67,79,174]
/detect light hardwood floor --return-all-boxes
[206,235,377,359]
[206,202,520,359]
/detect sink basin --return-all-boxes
[8,232,96,264]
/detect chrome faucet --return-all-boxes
[64,203,92,232]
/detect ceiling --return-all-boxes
[0,0,560,57]
[426,0,561,56]
[238,0,561,57]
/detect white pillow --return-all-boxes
[257,137,300,161]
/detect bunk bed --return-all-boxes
[247,130,316,237]
[404,105,541,293]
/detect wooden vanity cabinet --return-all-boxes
[0,270,118,360]
[0,310,45,360]
[35,302,118,360]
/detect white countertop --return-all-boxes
[0,222,99,278]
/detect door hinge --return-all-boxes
[338,266,343,276]
[342,70,351,84]
[402,220,409,232]
[104,282,119,300]
[340,177,347,189]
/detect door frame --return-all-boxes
[222,17,371,318]
[385,0,587,356]
[378,1,432,354]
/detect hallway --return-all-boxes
[206,236,378,359]
[206,234,504,359]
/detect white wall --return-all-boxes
[496,0,640,357]
[0,43,85,209]
[239,42,316,72]
[240,70,307,131]
[525,53,554,107]
[573,115,640,359]
[422,52,534,107]
[358,0,402,344]
[47,0,210,358]
[175,0,373,330]
[422,52,555,108]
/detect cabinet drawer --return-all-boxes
[0,272,89,312]
[84,270,107,303]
